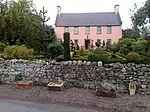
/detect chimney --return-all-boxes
[57,6,61,15]
[114,4,119,15]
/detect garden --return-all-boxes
[1,35,150,65]
[55,37,150,64]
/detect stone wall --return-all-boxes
[0,59,150,95]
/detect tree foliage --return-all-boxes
[131,1,150,39]
[122,28,140,39]
[63,32,70,61]
[0,0,56,54]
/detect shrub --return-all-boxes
[108,58,126,63]
[47,42,64,59]
[63,32,70,60]
[116,53,127,58]
[3,45,34,59]
[140,55,149,64]
[126,52,141,63]
[84,49,90,55]
[109,43,119,53]
[111,38,136,55]
[78,48,85,56]
[71,56,87,61]
[55,55,64,62]
[88,53,108,63]
[110,53,118,58]
[118,38,136,46]
[131,43,145,55]
[93,48,105,54]
[0,43,7,53]
[108,53,126,63]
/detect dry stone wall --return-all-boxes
[0,59,150,95]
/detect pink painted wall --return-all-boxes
[55,26,122,47]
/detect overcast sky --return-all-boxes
[33,0,146,29]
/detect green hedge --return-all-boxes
[93,48,105,54]
[55,55,87,62]
[88,53,108,63]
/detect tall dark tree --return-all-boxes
[39,6,56,53]
[63,32,70,61]
[40,6,50,27]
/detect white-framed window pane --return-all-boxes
[85,26,90,34]
[64,27,69,32]
[97,26,101,33]
[74,27,79,34]
[107,26,112,34]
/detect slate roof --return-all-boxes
[55,12,122,26]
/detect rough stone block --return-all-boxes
[95,87,116,98]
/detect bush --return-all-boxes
[71,56,87,61]
[88,53,108,63]
[110,38,136,55]
[93,48,105,54]
[47,42,64,59]
[119,45,131,55]
[0,43,7,53]
[55,55,64,62]
[118,38,136,46]
[78,48,84,56]
[108,58,126,63]
[110,53,117,58]
[140,55,150,64]
[108,53,126,63]
[131,43,145,55]
[84,49,90,55]
[109,43,119,53]
[3,45,34,59]
[116,53,127,58]
[126,52,141,63]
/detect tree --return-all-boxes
[0,0,56,54]
[40,6,50,27]
[63,33,70,61]
[38,6,57,53]
[131,1,150,39]
[122,28,140,39]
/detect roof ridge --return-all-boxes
[61,12,115,14]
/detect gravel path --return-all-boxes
[0,85,149,112]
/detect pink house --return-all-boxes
[55,5,122,49]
